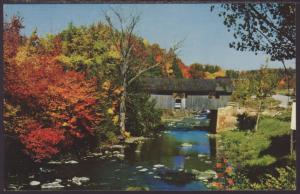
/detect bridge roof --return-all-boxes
[140,77,233,95]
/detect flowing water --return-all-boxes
[6,129,216,191]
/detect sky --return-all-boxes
[3,4,295,70]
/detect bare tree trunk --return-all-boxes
[119,90,126,132]
[281,60,290,98]
[119,70,127,133]
[255,99,262,131]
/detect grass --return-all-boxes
[218,117,291,168]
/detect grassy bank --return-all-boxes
[214,117,295,190]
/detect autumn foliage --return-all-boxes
[4,17,100,162]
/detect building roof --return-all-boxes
[140,77,233,94]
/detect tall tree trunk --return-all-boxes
[119,78,127,133]
[281,60,290,99]
[255,99,262,131]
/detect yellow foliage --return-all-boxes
[14,46,29,65]
[164,63,173,75]
[143,38,149,46]
[102,81,111,91]
[107,108,114,115]
[167,69,173,74]
[213,70,226,78]
[108,50,121,60]
[112,115,119,125]
[62,122,69,127]
[204,72,215,79]
[121,130,131,138]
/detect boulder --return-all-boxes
[48,161,62,165]
[115,153,125,159]
[71,176,90,186]
[65,160,79,164]
[191,169,217,181]
[139,168,148,172]
[111,145,125,149]
[41,182,64,189]
[39,167,54,173]
[153,164,164,168]
[55,179,62,183]
[29,181,40,186]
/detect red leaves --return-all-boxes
[4,16,100,162]
[20,121,65,162]
[178,62,192,78]
[3,15,23,60]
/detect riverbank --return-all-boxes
[212,116,295,190]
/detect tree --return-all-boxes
[172,58,183,78]
[4,16,100,161]
[250,61,279,131]
[231,73,252,106]
[189,63,205,79]
[226,69,240,79]
[104,9,178,135]
[177,61,191,78]
[211,3,295,61]
[189,63,224,79]
[211,3,295,96]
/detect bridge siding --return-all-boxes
[150,94,230,110]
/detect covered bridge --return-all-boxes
[141,77,233,110]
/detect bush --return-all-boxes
[250,166,296,190]
[236,113,257,131]
[126,93,162,136]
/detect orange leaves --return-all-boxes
[4,17,100,161]
[216,162,223,168]
[225,166,233,174]
[178,62,192,78]
[113,86,124,95]
[155,55,162,63]
[210,157,236,190]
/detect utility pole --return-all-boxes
[290,101,296,155]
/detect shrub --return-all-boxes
[250,166,296,190]
[236,113,257,131]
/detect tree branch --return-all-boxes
[127,63,160,86]
[248,4,293,44]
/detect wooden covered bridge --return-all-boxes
[141,77,233,111]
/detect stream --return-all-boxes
[6,129,217,191]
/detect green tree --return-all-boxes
[231,76,251,106]
[211,3,295,96]
[226,69,239,79]
[172,58,183,78]
[250,61,279,131]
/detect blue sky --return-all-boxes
[3,4,295,70]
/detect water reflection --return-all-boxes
[6,129,217,191]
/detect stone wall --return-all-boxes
[216,106,237,133]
